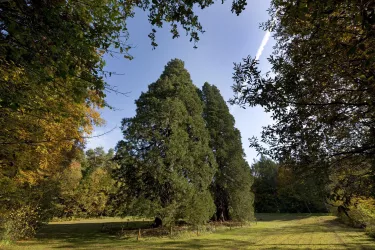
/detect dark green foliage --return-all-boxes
[251,156,279,213]
[82,147,116,177]
[201,83,254,221]
[252,156,327,213]
[137,0,248,47]
[114,59,217,226]
[231,0,375,206]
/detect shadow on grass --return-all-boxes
[15,215,374,249]
[29,220,153,248]
[38,221,152,237]
[157,240,374,250]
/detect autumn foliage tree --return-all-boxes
[0,87,103,239]
[56,147,117,218]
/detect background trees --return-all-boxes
[251,156,327,213]
[56,147,117,218]
[251,156,279,213]
[201,82,254,221]
[114,59,217,226]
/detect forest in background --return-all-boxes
[1,0,374,242]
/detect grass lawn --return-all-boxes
[2,214,375,249]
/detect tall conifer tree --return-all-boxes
[114,60,216,226]
[202,82,254,221]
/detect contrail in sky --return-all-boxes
[255,30,271,60]
[255,10,278,61]
[230,11,277,115]
[230,30,271,115]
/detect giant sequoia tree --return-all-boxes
[231,0,375,205]
[202,83,254,221]
[114,60,217,226]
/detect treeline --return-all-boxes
[1,59,255,240]
[56,148,117,218]
[1,147,118,240]
[251,156,327,213]
[251,156,375,235]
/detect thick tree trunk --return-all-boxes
[338,205,351,219]
[152,217,162,228]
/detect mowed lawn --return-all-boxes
[3,214,375,250]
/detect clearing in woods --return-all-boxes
[3,214,375,249]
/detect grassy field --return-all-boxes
[2,214,375,249]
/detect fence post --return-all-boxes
[137,228,141,240]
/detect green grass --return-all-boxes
[2,214,375,249]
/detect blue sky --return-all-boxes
[87,0,274,164]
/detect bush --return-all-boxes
[335,197,375,238]
[366,223,375,238]
[1,206,42,241]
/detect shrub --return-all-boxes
[1,206,42,241]
[335,197,375,238]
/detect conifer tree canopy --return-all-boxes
[202,82,254,221]
[114,59,217,226]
